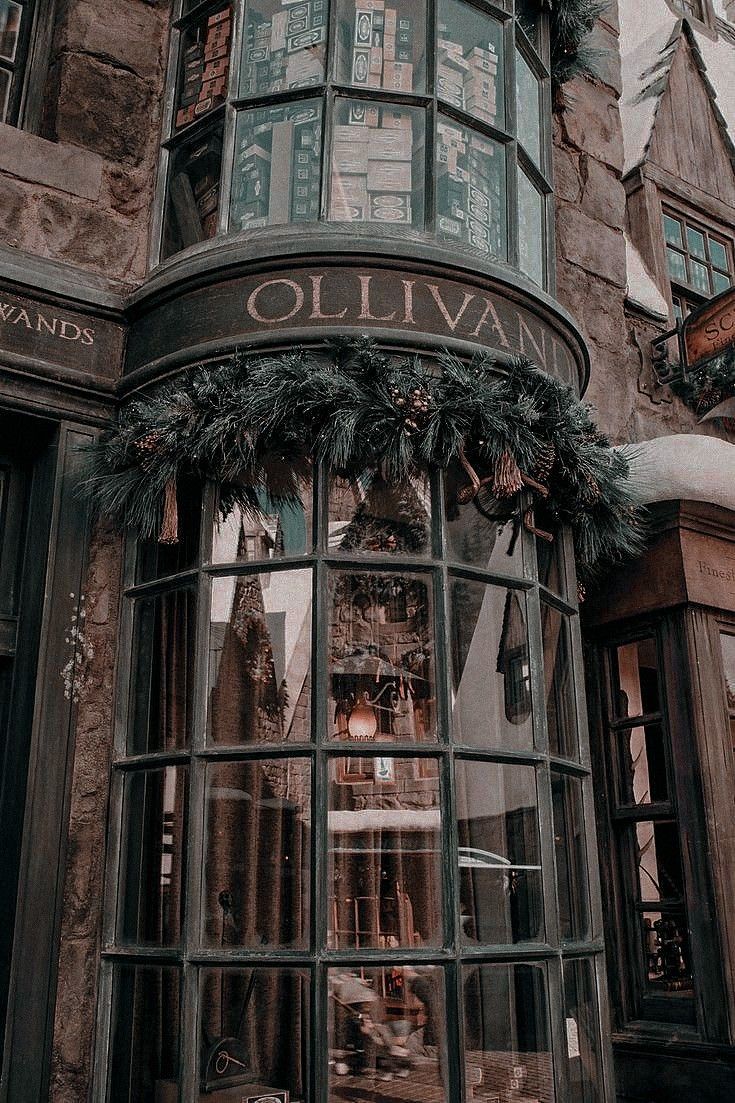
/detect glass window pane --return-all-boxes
[202,758,311,948]
[662,214,683,247]
[516,0,541,49]
[336,0,427,93]
[462,963,552,1102]
[230,99,322,231]
[0,2,21,62]
[136,478,202,582]
[162,127,224,258]
[641,911,693,996]
[690,258,710,295]
[534,504,565,595]
[118,767,188,947]
[456,759,543,945]
[437,117,507,259]
[721,633,735,712]
[329,98,425,228]
[108,965,180,1103]
[451,581,533,750]
[516,50,541,166]
[329,965,447,1092]
[713,270,731,294]
[328,756,442,949]
[518,169,544,287]
[437,0,504,129]
[129,589,196,754]
[617,722,668,805]
[329,570,436,743]
[0,68,9,122]
[240,0,327,98]
[612,638,660,719]
[212,481,313,563]
[443,460,524,576]
[709,238,729,271]
[543,606,576,758]
[563,958,603,1103]
[686,225,706,260]
[666,246,686,283]
[552,773,591,941]
[208,569,312,744]
[328,473,431,556]
[174,5,232,130]
[200,967,309,1100]
[635,820,685,902]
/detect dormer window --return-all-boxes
[661,207,733,321]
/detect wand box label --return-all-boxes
[125,263,583,390]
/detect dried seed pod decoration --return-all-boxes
[492,450,524,499]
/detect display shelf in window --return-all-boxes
[162,124,224,258]
[174,4,233,131]
[335,0,427,94]
[437,0,505,130]
[230,98,323,230]
[239,0,328,99]
[329,98,425,226]
[436,115,506,259]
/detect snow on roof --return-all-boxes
[618,0,735,176]
[624,232,670,319]
[620,434,735,510]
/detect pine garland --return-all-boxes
[551,0,608,89]
[83,337,645,588]
[672,347,735,422]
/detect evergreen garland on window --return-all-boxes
[672,347,735,425]
[551,0,608,88]
[84,338,644,589]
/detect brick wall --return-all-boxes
[0,0,171,283]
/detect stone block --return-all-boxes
[54,52,155,167]
[60,0,165,82]
[589,22,622,97]
[0,123,104,200]
[559,78,625,173]
[556,259,628,355]
[553,144,581,204]
[0,175,29,246]
[556,204,627,288]
[580,155,626,229]
[24,191,141,280]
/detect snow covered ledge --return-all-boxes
[620,434,735,510]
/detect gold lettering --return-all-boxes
[425,283,475,333]
[59,320,81,341]
[246,278,305,324]
[81,327,95,345]
[308,274,347,321]
[720,310,734,331]
[518,317,547,367]
[0,303,14,322]
[401,279,416,325]
[469,296,511,345]
[13,309,32,329]
[36,313,58,336]
[357,275,396,322]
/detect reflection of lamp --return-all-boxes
[346,692,379,740]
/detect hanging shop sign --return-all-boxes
[124,263,585,390]
[682,284,735,370]
[0,285,124,380]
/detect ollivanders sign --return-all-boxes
[125,265,584,387]
[0,290,123,379]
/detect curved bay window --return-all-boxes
[157,0,551,287]
[98,459,609,1103]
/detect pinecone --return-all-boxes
[492,451,524,498]
[533,442,555,484]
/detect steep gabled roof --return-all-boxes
[619,1,735,178]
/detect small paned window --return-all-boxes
[0,0,35,123]
[662,209,733,321]
[719,631,735,757]
[602,634,695,1025]
[158,1,553,286]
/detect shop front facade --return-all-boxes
[0,2,734,1102]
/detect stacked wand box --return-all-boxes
[436,119,502,255]
[436,26,499,125]
[232,103,322,229]
[176,6,232,129]
[349,1,416,92]
[241,0,327,96]
[330,105,415,224]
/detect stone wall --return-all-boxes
[49,522,123,1103]
[0,0,171,284]
[553,0,712,445]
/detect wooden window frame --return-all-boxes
[661,204,734,323]
[0,0,56,131]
